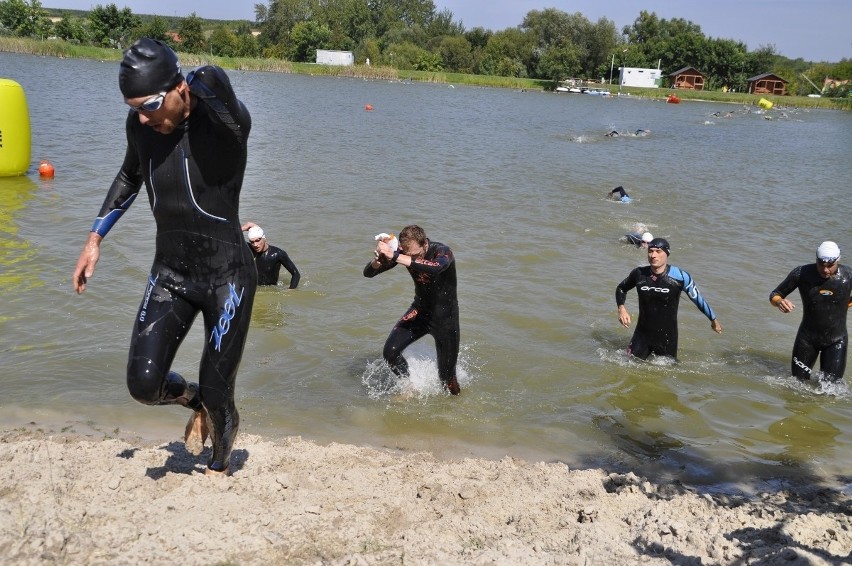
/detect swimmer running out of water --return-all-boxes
[364,225,461,395]
[769,241,852,382]
[615,238,722,360]
[72,39,256,476]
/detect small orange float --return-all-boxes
[666,94,680,104]
[38,160,55,177]
[364,104,373,111]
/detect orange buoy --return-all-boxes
[364,104,373,111]
[38,160,55,178]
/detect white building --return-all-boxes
[618,67,663,88]
[316,50,354,66]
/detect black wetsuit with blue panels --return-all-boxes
[615,264,717,360]
[90,66,255,472]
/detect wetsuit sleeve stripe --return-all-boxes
[91,193,137,236]
[672,266,717,321]
[92,137,143,237]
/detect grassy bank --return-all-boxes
[1,37,847,110]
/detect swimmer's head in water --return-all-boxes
[647,238,670,255]
[817,241,840,263]
[641,232,653,243]
[119,38,183,98]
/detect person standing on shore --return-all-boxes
[363,225,461,395]
[615,238,722,360]
[72,38,256,476]
[769,241,852,382]
[242,222,300,288]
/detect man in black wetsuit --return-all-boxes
[363,225,461,395]
[616,238,723,360]
[72,38,256,476]
[770,241,852,382]
[241,222,300,288]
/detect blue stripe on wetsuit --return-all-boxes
[668,265,716,321]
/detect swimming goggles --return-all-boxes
[129,91,167,112]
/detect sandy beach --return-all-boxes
[1,422,850,565]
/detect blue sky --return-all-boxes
[45,1,850,62]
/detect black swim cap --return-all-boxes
[119,38,182,98]
[647,238,670,255]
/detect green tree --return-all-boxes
[0,0,51,38]
[289,20,332,61]
[178,12,206,53]
[53,12,89,43]
[383,40,427,70]
[136,15,170,45]
[480,28,534,77]
[210,24,238,57]
[438,34,472,73]
[88,3,140,48]
[235,32,260,58]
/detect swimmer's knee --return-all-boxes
[126,357,165,404]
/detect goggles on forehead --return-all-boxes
[817,257,838,266]
[129,91,167,112]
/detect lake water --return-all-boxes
[2,52,851,488]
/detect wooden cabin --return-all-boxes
[747,73,788,96]
[669,67,705,90]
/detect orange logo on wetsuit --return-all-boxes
[401,308,418,321]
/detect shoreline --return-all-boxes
[2,420,851,564]
[1,38,848,110]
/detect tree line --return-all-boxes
[2,0,850,97]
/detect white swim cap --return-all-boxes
[641,232,653,243]
[816,241,840,262]
[247,226,265,240]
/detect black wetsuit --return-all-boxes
[770,264,852,381]
[615,264,717,360]
[90,66,255,472]
[622,232,645,247]
[251,245,300,288]
[363,241,459,387]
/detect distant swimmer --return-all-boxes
[605,130,621,137]
[615,238,722,360]
[769,241,852,382]
[608,186,632,203]
[621,231,654,248]
[634,128,650,136]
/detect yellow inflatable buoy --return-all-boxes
[0,78,31,177]
[758,97,773,110]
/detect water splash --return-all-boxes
[361,343,479,400]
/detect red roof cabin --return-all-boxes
[747,73,788,96]
[669,67,705,90]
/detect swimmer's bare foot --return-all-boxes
[444,377,461,396]
[204,465,230,478]
[184,408,209,456]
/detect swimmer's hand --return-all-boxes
[73,232,102,294]
[772,296,795,313]
[617,305,631,328]
[711,319,722,334]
